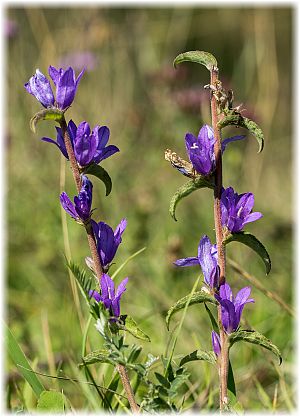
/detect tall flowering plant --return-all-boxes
[165,50,281,411]
[24,65,151,413]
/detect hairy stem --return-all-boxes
[210,67,229,411]
[116,364,140,413]
[60,118,139,413]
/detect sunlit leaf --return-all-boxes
[169,176,214,221]
[119,316,151,342]
[180,349,216,366]
[224,232,271,275]
[82,163,112,196]
[173,50,218,71]
[218,113,264,153]
[229,329,282,364]
[166,291,217,330]
[30,108,64,133]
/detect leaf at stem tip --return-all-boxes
[173,50,218,71]
[82,163,112,196]
[218,113,264,153]
[166,291,217,330]
[229,329,282,364]
[29,108,64,133]
[169,176,214,221]
[179,349,216,366]
[224,232,271,275]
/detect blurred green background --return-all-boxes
[6,5,294,412]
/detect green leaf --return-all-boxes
[204,303,219,332]
[166,291,217,330]
[155,372,171,388]
[79,349,120,367]
[82,163,112,196]
[227,360,236,397]
[119,316,151,342]
[37,391,66,413]
[180,349,216,366]
[30,108,64,133]
[224,232,271,275]
[5,323,45,398]
[229,329,282,364]
[218,113,264,153]
[173,50,218,71]
[169,176,214,221]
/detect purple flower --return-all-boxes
[25,65,84,110]
[74,122,119,167]
[221,187,263,233]
[215,282,254,334]
[89,274,128,318]
[185,125,245,176]
[174,235,219,288]
[60,175,93,222]
[41,120,119,167]
[92,218,127,272]
[211,331,221,356]
[41,120,77,159]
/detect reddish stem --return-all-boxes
[210,67,229,411]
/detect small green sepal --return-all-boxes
[29,108,64,133]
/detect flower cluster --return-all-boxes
[173,124,263,354]
[89,274,128,319]
[25,66,84,110]
[221,186,262,233]
[215,282,254,333]
[174,235,219,289]
[41,120,119,168]
[60,175,93,223]
[92,218,127,272]
[184,124,245,176]
[26,66,128,320]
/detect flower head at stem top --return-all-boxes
[25,66,84,110]
[185,124,245,176]
[92,218,127,273]
[221,186,263,233]
[215,282,254,334]
[60,175,93,223]
[174,235,219,289]
[89,273,128,319]
[41,120,119,167]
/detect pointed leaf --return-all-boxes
[30,108,64,133]
[218,113,264,153]
[170,176,214,221]
[229,329,282,364]
[227,360,236,396]
[224,232,271,275]
[5,323,45,398]
[173,50,218,71]
[79,349,119,367]
[204,303,219,332]
[166,291,217,330]
[119,316,151,342]
[180,349,216,366]
[37,391,66,412]
[82,163,112,196]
